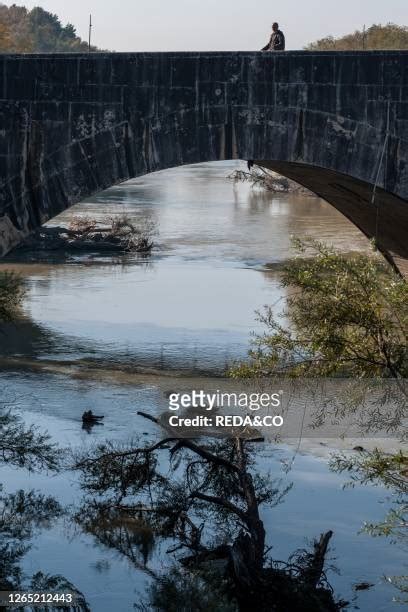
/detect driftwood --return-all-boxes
[228,166,314,195]
[303,530,334,589]
[16,216,155,254]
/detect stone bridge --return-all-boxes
[0,51,408,273]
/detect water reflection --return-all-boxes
[73,429,341,611]
[0,403,89,611]
[1,161,371,374]
[0,373,403,611]
[0,161,398,611]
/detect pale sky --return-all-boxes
[3,0,408,51]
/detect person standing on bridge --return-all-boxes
[261,22,285,51]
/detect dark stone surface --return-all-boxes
[0,51,407,272]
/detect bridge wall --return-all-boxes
[0,51,407,270]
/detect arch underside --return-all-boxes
[2,108,407,276]
[6,152,408,277]
[1,52,407,276]
[256,161,408,277]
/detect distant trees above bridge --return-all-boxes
[0,7,407,54]
[306,23,408,51]
[0,4,99,52]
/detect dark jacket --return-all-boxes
[262,30,285,51]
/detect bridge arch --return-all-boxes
[0,51,407,273]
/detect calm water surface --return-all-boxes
[0,162,402,611]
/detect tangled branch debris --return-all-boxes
[17,214,155,254]
[228,165,314,195]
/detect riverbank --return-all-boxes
[14,214,155,256]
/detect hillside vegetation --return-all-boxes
[306,23,408,51]
[0,4,98,52]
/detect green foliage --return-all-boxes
[0,410,61,471]
[0,401,82,600]
[0,488,62,590]
[0,272,25,323]
[231,240,408,437]
[30,573,90,611]
[306,23,408,51]
[330,449,407,602]
[136,566,237,612]
[0,405,62,589]
[232,239,408,380]
[0,4,99,53]
[0,19,10,50]
[0,4,32,52]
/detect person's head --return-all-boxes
[272,22,279,32]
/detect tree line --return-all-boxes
[0,7,407,54]
[0,3,97,53]
[306,23,408,51]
